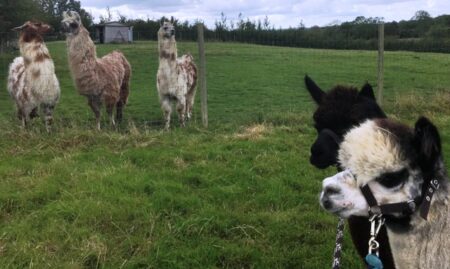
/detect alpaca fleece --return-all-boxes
[322,118,450,269]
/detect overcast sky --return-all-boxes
[79,0,450,28]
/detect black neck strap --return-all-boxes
[418,179,440,220]
[360,184,423,217]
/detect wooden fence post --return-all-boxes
[197,23,208,128]
[377,23,384,106]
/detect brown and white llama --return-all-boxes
[320,117,450,269]
[7,21,60,131]
[61,11,131,130]
[157,21,197,130]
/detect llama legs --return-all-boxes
[88,95,102,130]
[18,106,36,129]
[186,93,195,120]
[17,108,29,129]
[41,103,55,132]
[116,100,124,123]
[105,102,116,128]
[161,97,172,130]
[29,107,39,119]
[176,96,186,127]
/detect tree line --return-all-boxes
[113,10,450,53]
[0,0,92,35]
[1,2,449,53]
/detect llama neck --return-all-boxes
[158,38,178,66]
[386,184,450,269]
[19,39,52,66]
[66,26,97,73]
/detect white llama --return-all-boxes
[157,21,197,130]
[7,21,60,131]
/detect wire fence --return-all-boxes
[1,26,450,129]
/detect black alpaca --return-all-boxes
[305,75,386,168]
[304,75,395,269]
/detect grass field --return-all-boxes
[0,41,449,268]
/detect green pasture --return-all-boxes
[0,41,449,268]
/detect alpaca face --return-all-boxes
[310,129,341,169]
[304,75,386,169]
[158,22,175,39]
[320,119,426,218]
[61,11,82,35]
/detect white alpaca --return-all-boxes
[157,21,197,130]
[320,118,450,269]
[7,21,60,131]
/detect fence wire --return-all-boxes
[1,28,450,129]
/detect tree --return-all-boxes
[215,12,228,31]
[36,0,93,31]
[0,0,43,32]
[412,10,431,21]
[99,6,113,23]
[263,15,271,30]
[116,11,127,24]
[298,19,305,29]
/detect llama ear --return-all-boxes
[73,11,81,22]
[359,82,376,100]
[12,23,27,31]
[413,117,442,174]
[304,75,325,104]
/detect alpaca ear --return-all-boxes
[359,82,376,100]
[304,75,325,104]
[413,117,442,174]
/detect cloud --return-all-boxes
[79,0,450,28]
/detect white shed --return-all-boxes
[95,22,133,44]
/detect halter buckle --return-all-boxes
[407,200,416,212]
[369,206,381,215]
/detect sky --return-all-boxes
[79,0,450,28]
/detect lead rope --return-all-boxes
[365,214,385,269]
[331,217,345,269]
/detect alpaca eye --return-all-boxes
[376,168,409,188]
